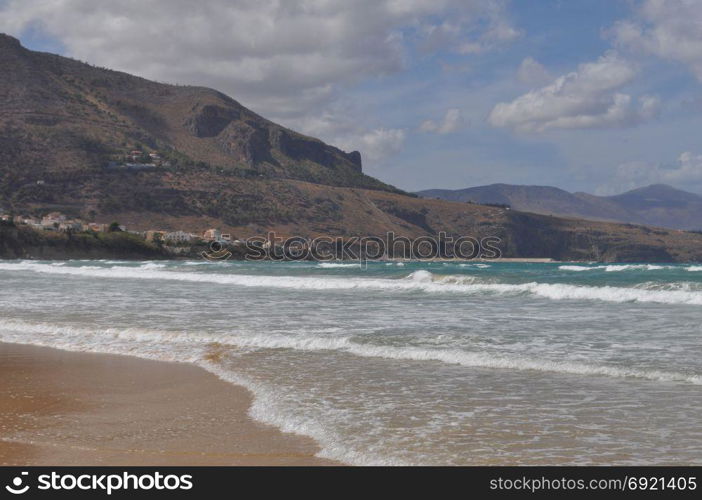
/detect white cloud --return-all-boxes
[488,52,659,132]
[286,109,406,162]
[516,56,550,85]
[0,0,517,121]
[457,18,520,54]
[612,0,702,81]
[420,108,465,134]
[349,128,407,161]
[419,120,438,133]
[597,152,702,195]
[0,0,519,165]
[419,2,520,55]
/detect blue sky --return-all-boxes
[2,0,702,194]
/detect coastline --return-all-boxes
[0,342,338,466]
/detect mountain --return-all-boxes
[2,33,702,262]
[0,33,391,192]
[417,183,702,230]
[596,184,702,229]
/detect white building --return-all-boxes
[164,230,194,243]
[58,221,83,232]
[41,212,66,229]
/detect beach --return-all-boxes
[0,342,335,466]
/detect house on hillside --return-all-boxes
[84,222,108,232]
[41,212,66,229]
[13,215,40,226]
[203,228,221,241]
[58,220,83,232]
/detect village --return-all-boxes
[0,145,249,250]
[0,210,238,247]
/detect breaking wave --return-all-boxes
[1,262,702,305]
[1,318,699,387]
[317,262,361,268]
[559,264,674,272]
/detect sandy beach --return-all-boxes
[0,342,337,466]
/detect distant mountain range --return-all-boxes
[417,183,702,230]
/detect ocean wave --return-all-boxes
[213,331,702,386]
[559,264,672,272]
[523,282,702,304]
[634,281,702,292]
[142,263,166,269]
[1,318,699,387]
[2,263,702,305]
[2,316,699,465]
[317,262,361,268]
[605,264,667,272]
[200,363,403,465]
[559,265,595,272]
[210,331,702,386]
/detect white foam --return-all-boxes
[407,269,433,282]
[138,262,167,269]
[1,318,699,386]
[2,262,702,305]
[201,363,405,465]
[605,264,667,272]
[522,282,702,304]
[220,332,702,386]
[559,265,594,271]
[559,264,671,272]
[317,262,361,268]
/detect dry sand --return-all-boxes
[0,342,338,466]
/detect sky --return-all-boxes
[1,0,702,194]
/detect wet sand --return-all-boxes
[0,342,337,465]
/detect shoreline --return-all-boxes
[0,341,338,466]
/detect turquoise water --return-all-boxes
[0,259,701,464]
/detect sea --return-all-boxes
[0,259,701,465]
